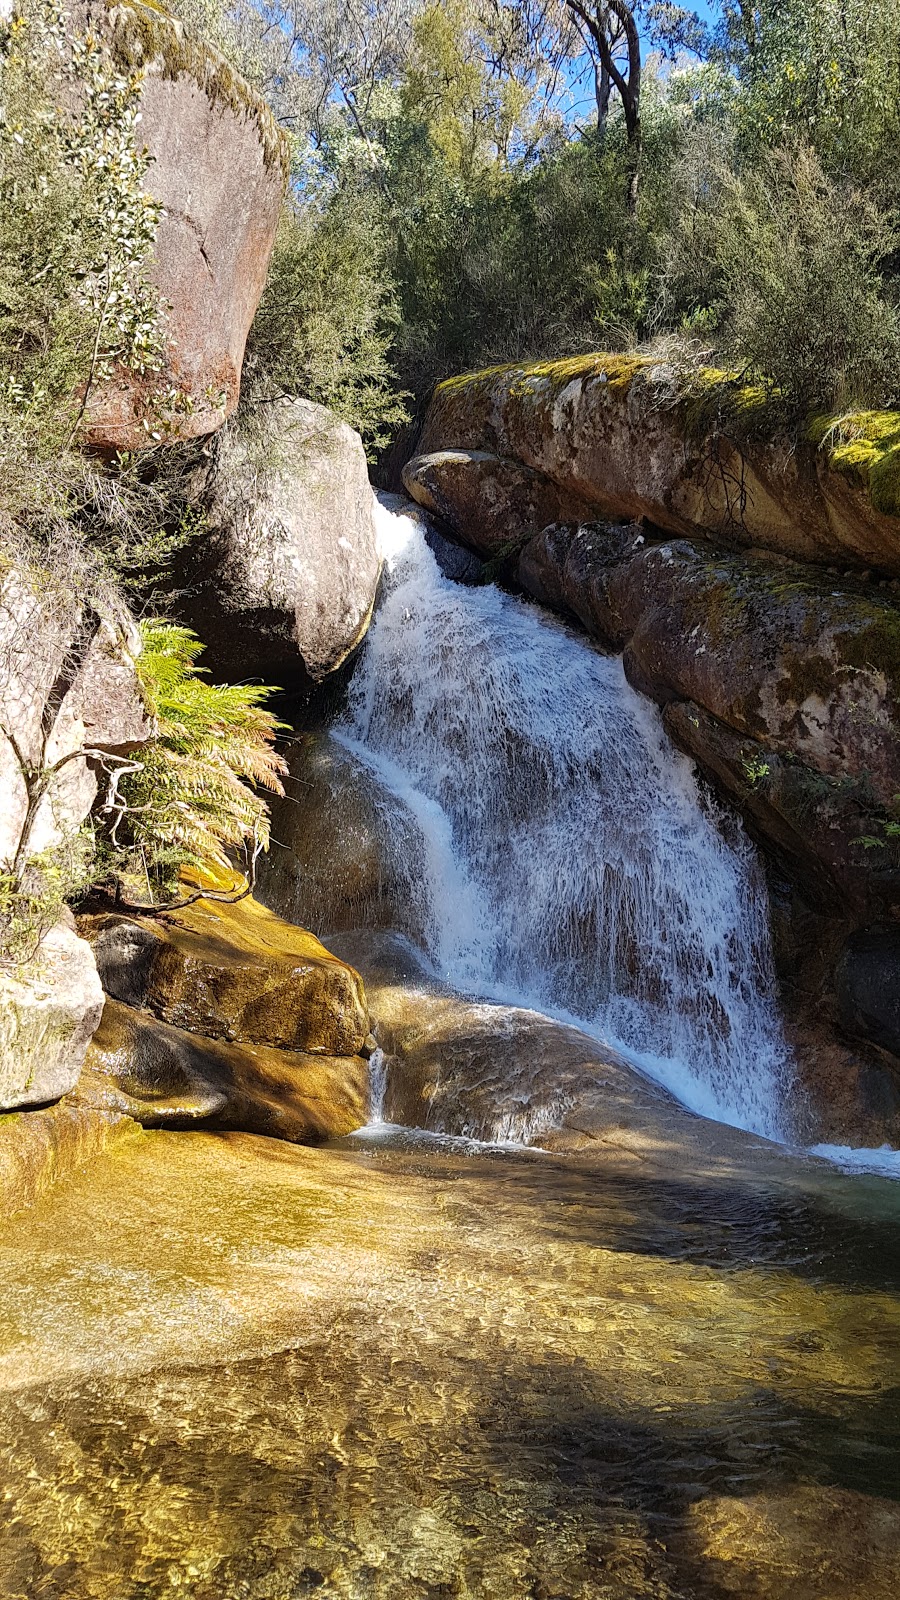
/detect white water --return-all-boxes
[336,499,794,1142]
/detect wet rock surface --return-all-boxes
[82,889,369,1058]
[74,880,372,1146]
[1,1121,899,1599]
[80,997,369,1142]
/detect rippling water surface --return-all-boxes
[2,1126,899,1599]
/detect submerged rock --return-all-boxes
[176,400,381,686]
[328,930,706,1153]
[80,998,369,1141]
[0,920,104,1110]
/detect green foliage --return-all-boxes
[712,146,900,416]
[246,192,409,455]
[0,831,95,968]
[110,622,286,899]
[0,0,164,533]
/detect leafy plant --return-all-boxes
[108,621,286,900]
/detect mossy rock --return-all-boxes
[809,410,900,519]
[105,0,289,178]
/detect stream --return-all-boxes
[2,499,900,1597]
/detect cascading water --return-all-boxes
[332,496,794,1143]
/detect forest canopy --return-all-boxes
[179,0,900,434]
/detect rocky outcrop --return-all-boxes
[77,878,373,1143]
[0,919,105,1109]
[404,447,595,556]
[82,889,370,1056]
[402,361,900,1135]
[0,569,153,868]
[522,523,900,814]
[80,998,369,1140]
[81,2,287,451]
[0,571,153,1111]
[176,401,381,686]
[406,356,900,574]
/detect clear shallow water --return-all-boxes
[329,499,793,1143]
[1,1128,900,1599]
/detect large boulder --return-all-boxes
[0,919,104,1109]
[81,2,287,451]
[521,523,900,807]
[82,890,370,1057]
[407,356,900,573]
[0,568,153,867]
[0,572,152,1113]
[402,448,595,556]
[176,400,381,685]
[80,998,370,1141]
[78,878,373,1143]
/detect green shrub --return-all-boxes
[109,622,286,900]
[713,145,900,416]
[245,193,409,456]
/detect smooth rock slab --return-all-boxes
[82,888,370,1057]
[80,998,370,1142]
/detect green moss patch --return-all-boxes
[809,410,900,519]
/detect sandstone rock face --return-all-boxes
[80,998,369,1141]
[78,882,372,1144]
[0,569,153,867]
[177,401,381,685]
[82,3,286,451]
[0,921,105,1109]
[409,357,900,573]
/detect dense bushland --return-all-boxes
[184,0,900,431]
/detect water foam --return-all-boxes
[341,498,794,1141]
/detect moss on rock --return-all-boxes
[809,410,900,519]
[106,0,290,179]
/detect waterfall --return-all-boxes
[334,497,793,1142]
